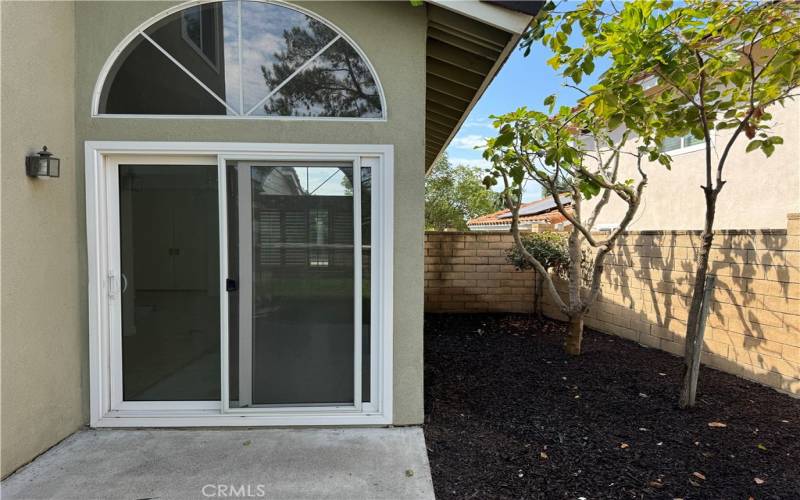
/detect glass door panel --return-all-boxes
[228,162,368,408]
[360,167,371,402]
[118,164,220,401]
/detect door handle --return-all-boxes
[107,273,117,299]
[121,273,128,294]
[226,278,238,292]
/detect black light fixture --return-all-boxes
[26,146,60,178]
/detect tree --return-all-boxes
[425,154,503,231]
[484,97,662,355]
[261,19,381,117]
[525,0,800,406]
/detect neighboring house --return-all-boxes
[589,94,800,231]
[467,195,573,231]
[0,0,542,478]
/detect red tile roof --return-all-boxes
[467,197,572,227]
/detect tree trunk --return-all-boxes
[681,274,717,408]
[680,188,718,408]
[534,272,543,318]
[565,316,584,355]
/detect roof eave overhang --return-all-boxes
[424,1,541,172]
[425,31,522,173]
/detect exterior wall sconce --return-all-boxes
[26,146,60,177]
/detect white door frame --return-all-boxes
[85,141,393,427]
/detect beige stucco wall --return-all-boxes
[1,0,426,477]
[1,1,84,478]
[72,1,426,425]
[81,1,427,424]
[591,99,800,230]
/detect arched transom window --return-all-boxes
[96,1,385,119]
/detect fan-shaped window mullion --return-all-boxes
[256,37,382,118]
[97,0,384,118]
[245,35,341,116]
[141,32,240,115]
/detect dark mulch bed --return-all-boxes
[423,313,800,499]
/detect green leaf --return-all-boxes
[510,164,525,185]
[494,132,514,148]
[745,140,762,153]
[581,56,595,75]
[594,96,609,116]
[582,93,600,106]
[543,94,556,112]
[608,112,623,131]
[762,142,775,158]
[578,178,601,200]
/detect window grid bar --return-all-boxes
[244,35,342,116]
[140,31,240,116]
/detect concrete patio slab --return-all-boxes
[1,427,434,500]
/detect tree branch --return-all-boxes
[695,49,713,192]
[581,157,648,312]
[501,172,569,314]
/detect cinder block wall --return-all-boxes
[424,232,537,313]
[424,214,800,395]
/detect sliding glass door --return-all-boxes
[227,161,370,410]
[92,145,390,426]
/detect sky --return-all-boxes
[444,36,606,201]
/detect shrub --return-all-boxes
[506,231,570,278]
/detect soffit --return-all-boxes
[424,2,541,170]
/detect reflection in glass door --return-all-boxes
[118,164,220,401]
[227,161,370,408]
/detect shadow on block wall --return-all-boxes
[424,213,800,396]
